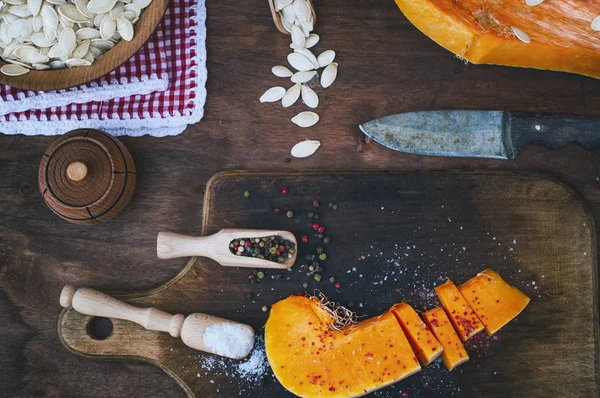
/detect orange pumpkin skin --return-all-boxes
[391,303,443,365]
[394,0,600,79]
[265,296,421,398]
[434,280,484,341]
[458,269,530,335]
[423,307,469,371]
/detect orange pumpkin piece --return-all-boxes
[458,269,530,335]
[265,296,421,398]
[391,302,443,365]
[434,280,484,341]
[394,0,600,80]
[422,307,469,371]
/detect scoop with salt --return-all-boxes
[60,285,255,359]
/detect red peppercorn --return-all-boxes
[312,223,320,230]
[279,245,286,252]
[281,187,288,194]
[275,251,280,256]
[274,208,281,214]
[334,282,341,289]
[301,235,309,243]
[245,241,251,247]
[317,226,325,233]
[248,274,254,280]
[312,200,319,207]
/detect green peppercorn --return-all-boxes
[269,247,277,254]
[314,273,322,281]
[257,271,265,279]
[243,191,250,198]
[316,246,324,254]
[278,257,285,263]
[319,253,327,260]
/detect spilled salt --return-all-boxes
[203,323,254,359]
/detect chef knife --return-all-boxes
[359,110,600,159]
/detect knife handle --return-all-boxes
[508,112,600,154]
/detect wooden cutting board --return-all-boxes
[58,171,599,397]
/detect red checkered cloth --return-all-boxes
[0,0,206,137]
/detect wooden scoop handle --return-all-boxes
[60,285,185,337]
[156,232,216,260]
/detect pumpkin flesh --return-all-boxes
[458,269,530,335]
[394,0,600,79]
[265,296,421,398]
[391,303,443,365]
[434,279,484,341]
[423,306,469,371]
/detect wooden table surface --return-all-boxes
[1,1,599,396]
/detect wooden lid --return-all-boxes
[39,129,136,224]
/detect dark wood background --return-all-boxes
[1,0,600,396]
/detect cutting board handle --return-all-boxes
[60,285,185,337]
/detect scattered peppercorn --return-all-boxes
[312,223,320,230]
[307,211,315,219]
[328,202,334,208]
[243,190,250,198]
[257,271,265,279]
[332,204,338,210]
[286,210,294,218]
[246,292,254,300]
[314,273,322,281]
[317,226,325,233]
[312,200,319,207]
[313,213,319,220]
[334,282,341,289]
[319,253,327,260]
[301,235,309,243]
[281,187,288,194]
[329,277,335,283]
[323,236,331,244]
[274,208,281,214]
[262,306,268,312]
[316,246,324,254]
[316,233,324,239]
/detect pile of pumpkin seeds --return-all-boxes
[0,0,152,76]
[259,0,338,128]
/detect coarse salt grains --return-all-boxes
[203,323,255,359]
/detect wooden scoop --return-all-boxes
[59,285,255,360]
[268,0,316,35]
[157,229,297,269]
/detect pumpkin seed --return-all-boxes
[123,4,140,17]
[90,38,113,50]
[76,27,100,39]
[291,139,320,158]
[116,15,133,40]
[260,86,286,103]
[64,57,91,66]
[4,0,26,4]
[280,4,296,24]
[14,44,48,63]
[274,0,292,11]
[121,10,136,20]
[511,26,531,43]
[59,26,76,56]
[292,0,311,22]
[48,60,65,68]
[8,4,34,18]
[294,48,319,68]
[295,17,312,37]
[282,83,301,107]
[31,32,54,47]
[287,52,314,71]
[320,62,337,88]
[592,16,600,31]
[110,1,124,19]
[58,5,89,23]
[317,50,335,67]
[301,84,318,108]
[525,0,544,5]
[99,14,115,39]
[32,15,43,32]
[87,0,117,14]
[71,38,90,58]
[305,33,319,48]
[272,65,293,77]
[41,4,59,30]
[0,63,30,76]
[291,70,316,83]
[32,62,50,69]
[27,0,43,16]
[280,15,294,33]
[291,111,319,127]
[290,25,305,49]
[46,0,66,4]
[47,42,64,57]
[75,0,95,18]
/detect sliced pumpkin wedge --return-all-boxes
[391,302,443,365]
[435,279,484,341]
[458,269,530,335]
[265,296,421,398]
[394,0,600,79]
[423,306,469,371]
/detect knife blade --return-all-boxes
[359,110,600,159]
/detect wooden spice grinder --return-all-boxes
[39,129,136,224]
[157,229,298,269]
[60,285,255,360]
